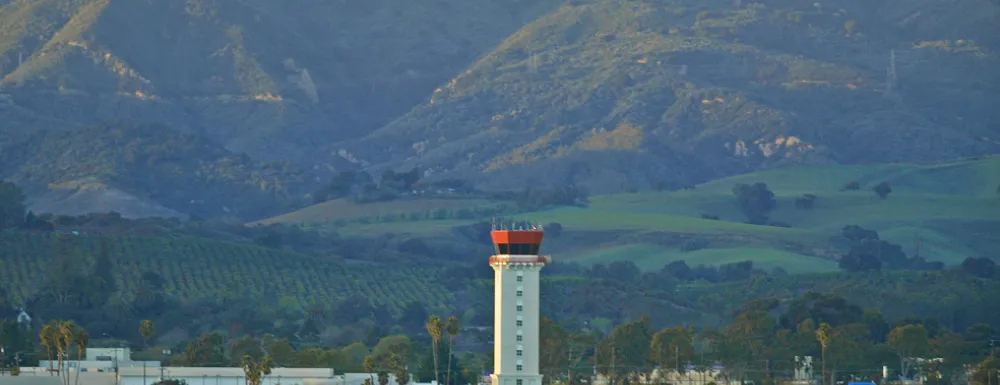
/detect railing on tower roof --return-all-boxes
[491,217,544,232]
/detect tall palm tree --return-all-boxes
[241,355,273,385]
[139,320,154,349]
[425,316,444,385]
[816,323,833,385]
[362,355,376,385]
[40,322,57,376]
[445,316,460,385]
[73,327,89,385]
[58,321,76,385]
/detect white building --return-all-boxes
[39,348,161,373]
[591,366,739,385]
[488,228,550,385]
[119,368,404,385]
[10,367,403,385]
[794,356,814,383]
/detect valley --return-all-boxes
[0,0,998,375]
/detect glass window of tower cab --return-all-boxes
[488,224,550,385]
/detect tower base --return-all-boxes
[491,374,543,385]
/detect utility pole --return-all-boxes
[675,346,679,374]
[765,359,770,385]
[610,339,616,385]
[568,345,574,385]
[592,342,599,381]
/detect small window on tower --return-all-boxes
[516,365,523,371]
[517,380,523,385]
[516,290,523,297]
[516,335,523,342]
[516,350,523,356]
[516,305,523,311]
[516,276,523,282]
[516,320,523,326]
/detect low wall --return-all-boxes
[0,371,116,385]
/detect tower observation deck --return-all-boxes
[489,221,549,385]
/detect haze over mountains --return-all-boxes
[0,0,998,218]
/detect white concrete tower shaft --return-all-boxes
[489,229,550,385]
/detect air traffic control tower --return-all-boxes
[489,222,550,385]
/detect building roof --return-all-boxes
[119,367,337,377]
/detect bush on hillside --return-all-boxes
[660,259,763,283]
[836,225,941,272]
[961,257,997,279]
[732,183,776,224]
[512,184,589,212]
[681,237,709,252]
[544,222,563,237]
[794,194,817,209]
[874,182,893,199]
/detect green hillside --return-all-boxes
[0,0,563,165]
[347,0,1000,191]
[265,157,1000,270]
[0,230,452,312]
[691,157,1000,196]
[2,0,998,199]
[0,123,317,220]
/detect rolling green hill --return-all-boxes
[261,157,1000,271]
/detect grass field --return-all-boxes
[692,157,1000,196]
[261,157,1000,273]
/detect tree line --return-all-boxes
[7,292,1000,385]
[537,292,1000,385]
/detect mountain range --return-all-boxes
[1,0,998,218]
